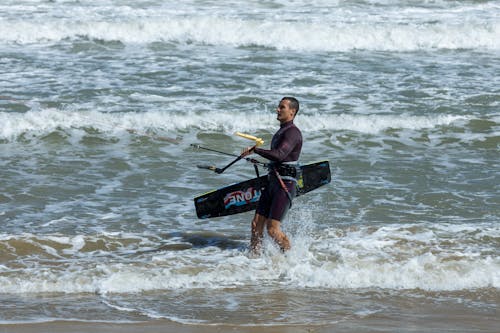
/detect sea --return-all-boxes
[0,0,499,331]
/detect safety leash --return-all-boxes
[273,169,293,209]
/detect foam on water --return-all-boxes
[0,16,498,51]
[0,221,498,295]
[0,108,475,141]
[0,1,499,51]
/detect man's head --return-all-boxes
[277,97,299,123]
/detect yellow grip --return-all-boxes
[235,132,264,147]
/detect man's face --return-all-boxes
[276,99,295,124]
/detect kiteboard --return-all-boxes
[194,160,331,219]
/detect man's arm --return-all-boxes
[254,127,301,162]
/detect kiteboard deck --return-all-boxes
[194,160,331,219]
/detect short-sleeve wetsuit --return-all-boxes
[253,120,302,221]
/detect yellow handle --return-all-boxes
[235,132,264,147]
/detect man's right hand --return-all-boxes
[241,145,256,157]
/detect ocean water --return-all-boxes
[0,0,499,330]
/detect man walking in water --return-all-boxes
[241,97,302,254]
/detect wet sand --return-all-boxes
[3,313,499,333]
[2,322,313,333]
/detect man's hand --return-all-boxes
[241,145,256,157]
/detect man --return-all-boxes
[242,97,302,254]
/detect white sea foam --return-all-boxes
[0,223,498,294]
[1,255,495,294]
[0,108,471,141]
[0,8,498,51]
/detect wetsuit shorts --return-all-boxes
[256,177,297,221]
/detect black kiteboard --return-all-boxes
[194,160,331,219]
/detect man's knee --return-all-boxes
[266,219,282,237]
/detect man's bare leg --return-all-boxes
[267,219,291,252]
[250,213,266,254]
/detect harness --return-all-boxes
[269,161,301,181]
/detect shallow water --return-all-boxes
[0,0,499,329]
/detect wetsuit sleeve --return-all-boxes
[254,127,301,162]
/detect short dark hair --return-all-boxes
[281,97,299,115]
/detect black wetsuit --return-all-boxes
[254,121,302,221]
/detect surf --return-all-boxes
[0,108,472,141]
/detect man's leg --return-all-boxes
[267,219,290,251]
[250,213,266,254]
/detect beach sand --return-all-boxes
[2,321,316,333]
[3,313,499,333]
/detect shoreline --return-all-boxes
[1,321,320,333]
[2,315,499,333]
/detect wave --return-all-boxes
[1,16,499,51]
[0,108,471,141]
[0,222,498,294]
